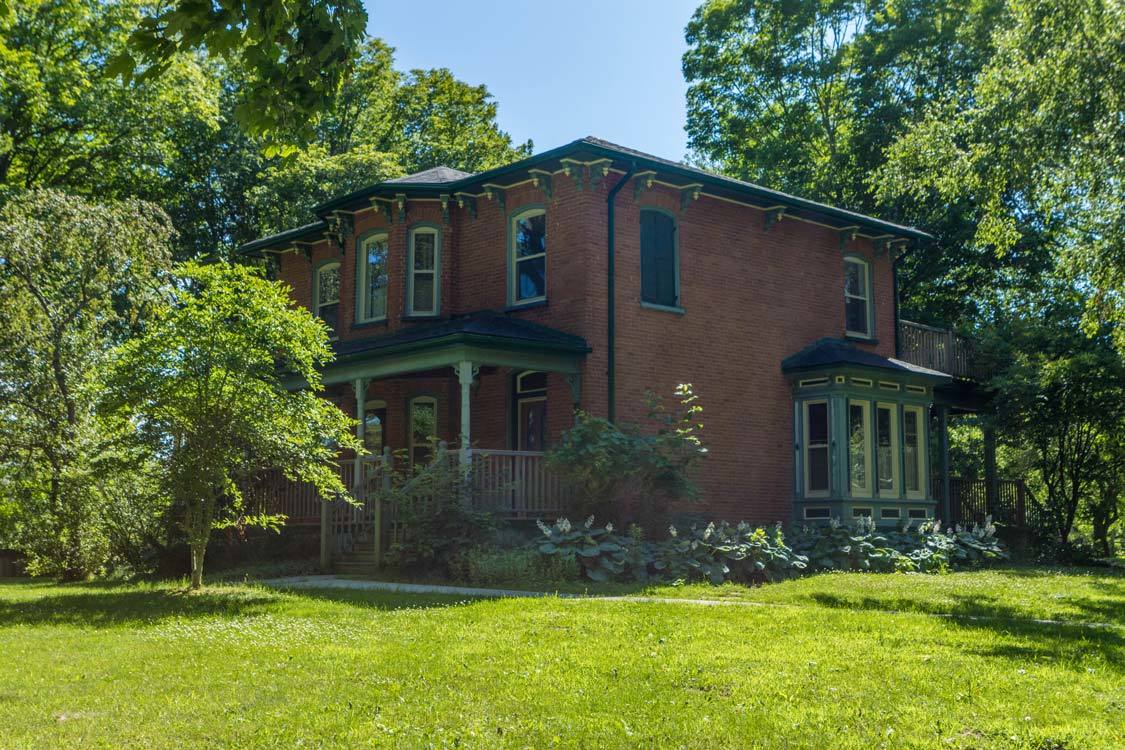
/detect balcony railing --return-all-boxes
[897,320,989,381]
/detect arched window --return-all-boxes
[357,232,388,322]
[510,208,547,305]
[640,209,679,309]
[513,371,547,451]
[313,261,341,338]
[407,226,440,316]
[363,399,387,454]
[843,256,872,338]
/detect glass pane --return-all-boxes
[904,411,920,492]
[808,447,829,492]
[319,302,339,336]
[517,256,546,300]
[849,403,867,492]
[364,408,386,453]
[877,406,894,490]
[411,401,436,465]
[413,233,436,270]
[515,213,546,258]
[844,260,866,297]
[519,399,547,451]
[412,273,434,313]
[846,296,869,334]
[517,371,547,393]
[318,265,340,304]
[807,402,828,444]
[365,239,388,318]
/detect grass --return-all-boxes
[0,570,1121,749]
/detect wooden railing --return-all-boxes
[470,450,571,518]
[932,476,1030,527]
[897,320,989,381]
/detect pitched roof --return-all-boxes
[332,311,590,362]
[387,166,474,184]
[781,338,951,380]
[237,220,327,255]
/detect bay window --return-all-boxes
[848,399,872,497]
[803,400,830,497]
[903,405,926,499]
[876,402,900,495]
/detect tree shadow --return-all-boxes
[0,581,479,628]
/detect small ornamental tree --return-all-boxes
[103,262,360,588]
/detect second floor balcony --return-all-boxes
[897,319,990,382]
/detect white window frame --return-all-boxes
[875,401,901,496]
[847,399,873,498]
[803,399,830,498]
[509,207,547,305]
[313,261,341,339]
[844,256,873,339]
[357,232,389,323]
[903,404,928,499]
[407,226,440,317]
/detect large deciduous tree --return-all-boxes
[103,262,360,589]
[0,189,173,578]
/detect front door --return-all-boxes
[517,397,547,451]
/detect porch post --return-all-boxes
[353,377,369,491]
[939,405,952,524]
[456,361,475,465]
[983,424,998,517]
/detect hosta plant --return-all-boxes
[535,516,628,582]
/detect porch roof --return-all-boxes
[781,337,951,382]
[301,311,590,387]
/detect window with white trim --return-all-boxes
[876,402,900,495]
[803,400,830,497]
[314,262,341,338]
[903,405,926,499]
[844,257,872,338]
[848,399,872,497]
[358,233,388,322]
[409,396,437,467]
[511,208,547,304]
[408,227,439,316]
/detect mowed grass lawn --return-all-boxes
[0,569,1121,749]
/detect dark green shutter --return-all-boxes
[641,210,676,306]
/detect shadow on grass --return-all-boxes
[0,581,474,628]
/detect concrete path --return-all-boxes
[259,575,571,599]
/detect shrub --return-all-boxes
[653,522,807,584]
[452,544,580,585]
[534,516,629,582]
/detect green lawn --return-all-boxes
[0,570,1121,749]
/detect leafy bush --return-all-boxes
[653,522,807,584]
[451,544,580,585]
[534,516,629,582]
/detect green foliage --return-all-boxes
[0,189,174,579]
[450,544,580,586]
[789,516,1009,573]
[547,384,707,520]
[654,522,807,584]
[111,0,367,145]
[101,261,359,588]
[534,517,629,583]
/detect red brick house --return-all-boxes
[239,137,989,562]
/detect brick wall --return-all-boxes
[275,170,897,524]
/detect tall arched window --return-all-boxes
[640,209,679,309]
[313,261,341,338]
[510,208,547,305]
[407,226,440,316]
[357,232,388,322]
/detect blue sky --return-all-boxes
[365,0,701,161]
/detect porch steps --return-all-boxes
[333,539,379,576]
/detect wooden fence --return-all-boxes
[898,320,989,381]
[932,476,1030,527]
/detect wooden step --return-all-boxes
[334,561,378,575]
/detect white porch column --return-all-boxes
[352,377,368,491]
[455,360,475,465]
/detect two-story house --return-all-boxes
[240,137,982,561]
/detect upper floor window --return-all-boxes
[358,232,388,322]
[314,261,340,338]
[844,257,872,338]
[640,209,679,308]
[408,226,440,316]
[511,208,546,304]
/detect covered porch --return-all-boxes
[272,312,589,570]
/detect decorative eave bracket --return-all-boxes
[632,170,658,201]
[325,211,353,253]
[679,183,703,211]
[440,194,451,224]
[529,168,553,200]
[295,241,317,262]
[454,192,478,219]
[559,158,613,191]
[484,184,506,211]
[838,226,860,251]
[394,193,408,224]
[370,197,393,223]
[763,206,786,231]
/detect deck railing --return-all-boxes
[897,320,989,381]
[470,450,572,518]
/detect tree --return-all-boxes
[103,262,360,588]
[110,0,367,146]
[0,189,174,578]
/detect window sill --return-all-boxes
[504,299,548,313]
[401,314,440,322]
[641,301,685,315]
[844,333,878,345]
[353,318,389,330]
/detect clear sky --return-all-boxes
[365,0,701,162]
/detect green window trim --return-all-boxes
[802,399,831,498]
[847,399,873,498]
[875,401,901,497]
[903,404,927,499]
[312,259,341,340]
[508,205,548,307]
[639,207,680,310]
[843,255,874,340]
[406,224,441,317]
[356,230,390,324]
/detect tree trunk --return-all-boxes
[190,544,205,590]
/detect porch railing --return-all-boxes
[897,320,989,381]
[470,450,572,518]
[932,476,1030,527]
